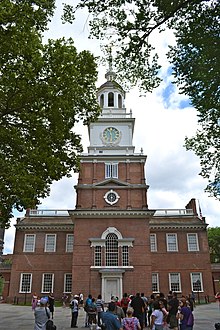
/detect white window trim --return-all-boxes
[187,233,199,251]
[66,234,74,252]
[105,163,118,179]
[169,273,182,292]
[42,273,54,293]
[150,234,157,252]
[152,273,159,293]
[19,273,32,293]
[44,234,57,252]
[190,272,203,292]
[23,234,36,252]
[166,233,178,252]
[64,273,72,293]
[94,246,102,267]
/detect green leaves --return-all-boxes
[208,227,220,263]
[0,1,100,228]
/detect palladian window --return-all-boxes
[90,227,134,268]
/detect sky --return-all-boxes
[3,2,219,254]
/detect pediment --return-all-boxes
[94,178,130,187]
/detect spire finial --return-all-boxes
[105,43,116,81]
[107,45,113,72]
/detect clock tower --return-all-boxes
[69,66,154,301]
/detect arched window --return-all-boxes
[106,233,118,266]
[100,94,104,108]
[118,94,122,108]
[108,92,114,107]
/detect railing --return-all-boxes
[27,208,194,217]
[154,209,194,216]
[28,209,69,217]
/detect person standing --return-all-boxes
[70,295,79,328]
[84,294,93,327]
[34,297,50,330]
[176,298,194,330]
[122,307,141,330]
[130,293,145,330]
[150,300,164,330]
[96,294,104,326]
[167,292,179,330]
[48,292,55,319]
[141,293,148,328]
[62,293,68,307]
[102,302,123,330]
[32,292,38,311]
[121,293,130,315]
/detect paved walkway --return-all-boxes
[0,302,220,330]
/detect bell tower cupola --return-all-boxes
[87,51,135,155]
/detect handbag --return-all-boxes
[45,307,57,330]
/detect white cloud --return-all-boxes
[4,1,219,254]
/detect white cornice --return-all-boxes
[69,210,155,218]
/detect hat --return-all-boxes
[40,297,48,305]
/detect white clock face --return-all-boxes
[104,189,120,205]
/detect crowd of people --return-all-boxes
[69,291,195,330]
[31,290,195,330]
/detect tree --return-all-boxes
[207,227,220,263]
[0,1,100,228]
[67,0,220,199]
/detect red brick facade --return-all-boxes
[0,70,216,303]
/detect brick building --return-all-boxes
[1,68,215,303]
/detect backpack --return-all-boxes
[46,319,57,330]
[123,318,135,330]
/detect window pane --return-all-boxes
[152,273,159,292]
[42,273,53,293]
[24,234,35,252]
[45,234,56,252]
[169,273,181,292]
[95,246,102,266]
[122,246,129,266]
[187,234,199,251]
[150,234,157,252]
[167,234,178,251]
[106,233,118,266]
[105,163,118,179]
[20,273,32,293]
[191,272,203,292]
[66,234,74,252]
[112,164,118,178]
[64,274,72,293]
